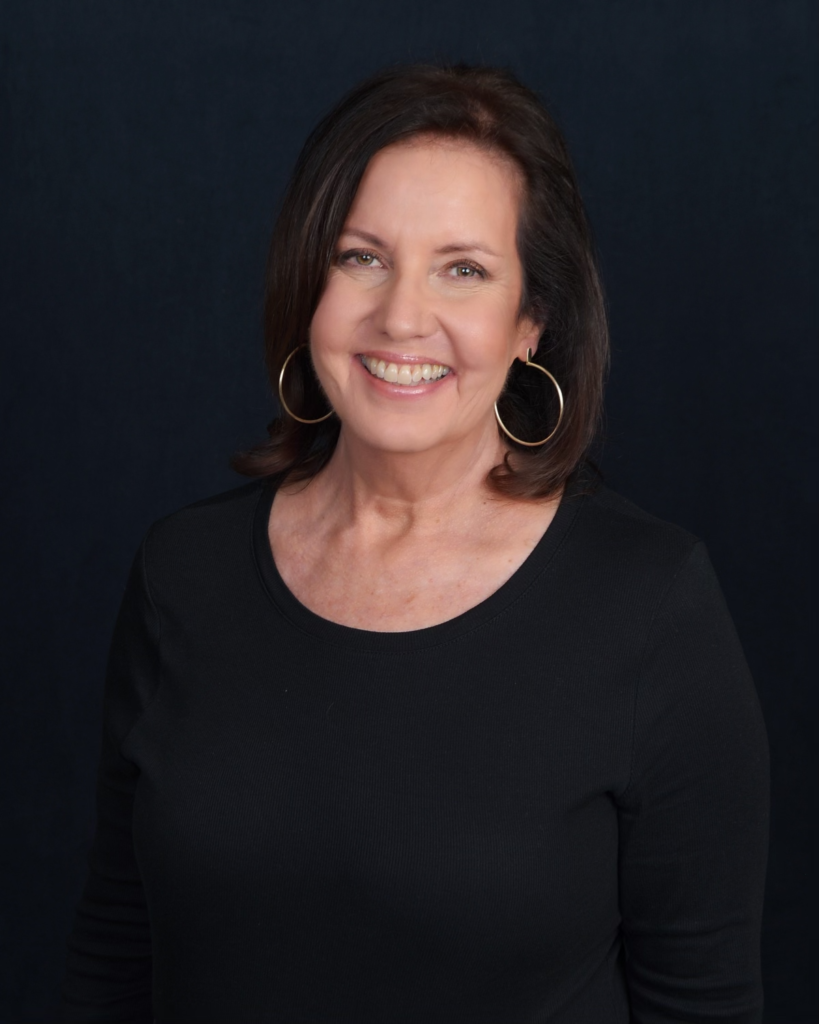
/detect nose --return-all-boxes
[375,268,437,344]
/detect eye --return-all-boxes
[447,261,486,280]
[338,248,384,269]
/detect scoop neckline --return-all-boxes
[251,466,589,652]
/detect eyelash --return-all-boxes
[336,248,487,279]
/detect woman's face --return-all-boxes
[309,137,540,455]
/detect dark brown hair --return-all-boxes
[232,63,609,499]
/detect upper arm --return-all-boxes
[618,542,770,1023]
[61,532,160,1021]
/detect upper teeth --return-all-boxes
[361,355,451,384]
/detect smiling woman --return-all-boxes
[268,136,563,632]
[313,141,537,447]
[61,64,769,1023]
[233,64,607,497]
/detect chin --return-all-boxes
[346,420,453,455]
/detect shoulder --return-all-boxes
[573,478,698,562]
[563,481,754,705]
[140,478,268,581]
[561,476,710,613]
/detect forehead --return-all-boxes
[346,137,523,240]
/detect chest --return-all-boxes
[128,618,631,986]
[268,505,557,631]
[125,535,642,1015]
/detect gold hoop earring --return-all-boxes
[494,348,564,447]
[278,345,334,424]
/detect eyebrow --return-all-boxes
[340,227,501,259]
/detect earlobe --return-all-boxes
[516,317,543,362]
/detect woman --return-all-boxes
[62,64,769,1022]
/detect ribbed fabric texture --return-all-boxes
[60,470,769,1023]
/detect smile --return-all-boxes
[358,354,452,386]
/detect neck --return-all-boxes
[294,419,518,536]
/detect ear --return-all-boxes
[514,314,543,363]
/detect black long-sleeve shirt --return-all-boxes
[61,469,770,1023]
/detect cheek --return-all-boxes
[310,283,346,353]
[309,280,372,400]
[310,274,374,355]
[450,299,520,375]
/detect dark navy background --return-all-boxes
[1,1,815,1020]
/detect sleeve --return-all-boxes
[618,542,770,1024]
[60,530,160,1022]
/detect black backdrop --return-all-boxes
[1,1,816,1020]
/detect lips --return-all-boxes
[358,354,451,386]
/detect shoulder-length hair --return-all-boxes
[232,63,608,500]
